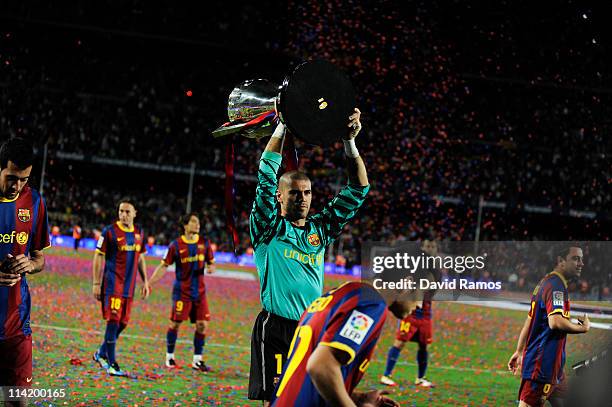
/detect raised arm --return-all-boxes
[249,123,285,247]
[309,108,370,245]
[343,108,368,187]
[265,121,286,154]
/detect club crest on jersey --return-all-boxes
[18,208,31,222]
[340,310,374,345]
[308,233,321,247]
[553,291,564,306]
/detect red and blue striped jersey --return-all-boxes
[96,222,146,299]
[522,271,570,384]
[162,234,214,301]
[400,290,434,325]
[272,282,387,406]
[0,186,50,340]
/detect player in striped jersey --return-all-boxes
[508,245,590,407]
[271,281,416,407]
[92,198,150,377]
[149,213,215,371]
[381,239,439,388]
[0,137,50,392]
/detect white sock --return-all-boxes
[166,353,175,360]
[193,354,202,363]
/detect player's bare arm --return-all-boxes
[92,251,104,301]
[548,313,590,333]
[138,255,150,299]
[343,108,368,187]
[149,262,168,285]
[306,345,357,407]
[508,315,531,374]
[264,122,286,154]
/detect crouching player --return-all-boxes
[271,281,418,407]
[149,213,215,371]
[381,239,439,388]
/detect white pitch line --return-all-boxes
[398,360,507,375]
[32,323,250,350]
[33,323,509,375]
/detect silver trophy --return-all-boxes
[212,60,356,146]
[212,79,280,139]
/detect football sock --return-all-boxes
[104,321,120,365]
[194,331,205,356]
[384,346,401,376]
[167,328,178,354]
[117,323,127,339]
[98,334,108,357]
[417,348,428,378]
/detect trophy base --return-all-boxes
[212,117,276,140]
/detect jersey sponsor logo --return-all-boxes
[340,310,374,345]
[283,249,324,267]
[0,231,28,245]
[307,233,321,247]
[18,208,31,222]
[119,244,141,252]
[180,254,205,263]
[16,232,28,245]
[26,377,33,383]
[0,231,17,244]
[552,291,564,307]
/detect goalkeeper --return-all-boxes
[248,109,369,405]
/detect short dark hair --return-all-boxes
[180,212,199,227]
[555,243,582,263]
[116,197,136,213]
[0,137,34,170]
[279,170,310,184]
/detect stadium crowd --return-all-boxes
[1,1,609,295]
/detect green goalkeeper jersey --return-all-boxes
[250,151,369,321]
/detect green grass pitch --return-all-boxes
[24,248,611,406]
